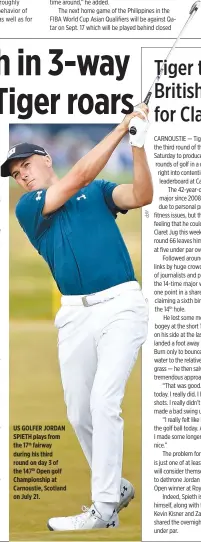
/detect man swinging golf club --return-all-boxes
[2,104,153,530]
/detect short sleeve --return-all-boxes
[15,189,53,246]
[97,179,128,218]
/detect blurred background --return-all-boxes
[10,124,142,542]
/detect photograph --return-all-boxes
[8,119,151,541]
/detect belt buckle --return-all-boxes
[82,295,90,307]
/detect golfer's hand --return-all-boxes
[121,103,149,132]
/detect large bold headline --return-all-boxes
[1,50,201,120]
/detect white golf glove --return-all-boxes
[129,107,149,148]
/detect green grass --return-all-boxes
[10,213,52,319]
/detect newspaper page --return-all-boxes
[0,0,201,541]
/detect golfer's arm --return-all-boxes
[112,147,153,210]
[43,124,127,215]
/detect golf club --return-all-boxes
[143,1,201,105]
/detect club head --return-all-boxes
[189,1,201,15]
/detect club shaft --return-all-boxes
[143,9,198,105]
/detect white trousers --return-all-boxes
[55,282,148,503]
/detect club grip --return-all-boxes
[143,92,152,105]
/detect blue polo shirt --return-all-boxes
[15,180,136,295]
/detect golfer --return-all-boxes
[2,104,153,531]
